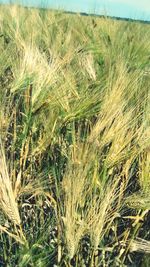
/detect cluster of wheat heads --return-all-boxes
[0,4,150,267]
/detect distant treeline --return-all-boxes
[66,10,150,24]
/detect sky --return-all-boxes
[0,0,150,21]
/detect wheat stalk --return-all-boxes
[0,138,21,225]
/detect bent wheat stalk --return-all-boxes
[0,139,20,225]
[0,138,26,244]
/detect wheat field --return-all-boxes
[0,4,150,267]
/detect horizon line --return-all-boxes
[0,2,150,24]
